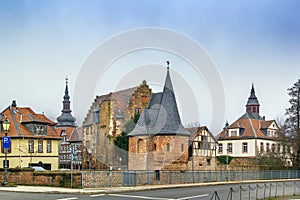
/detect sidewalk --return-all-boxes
[0,182,228,194]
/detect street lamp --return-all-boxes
[2,118,11,185]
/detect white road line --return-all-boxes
[90,194,106,197]
[108,194,175,200]
[56,198,77,200]
[176,193,209,200]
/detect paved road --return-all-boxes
[0,181,299,200]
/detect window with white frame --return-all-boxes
[227,143,232,153]
[47,140,52,153]
[242,142,248,153]
[28,140,34,153]
[38,140,43,153]
[218,143,223,154]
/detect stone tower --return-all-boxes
[128,64,190,170]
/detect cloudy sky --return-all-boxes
[0,0,299,134]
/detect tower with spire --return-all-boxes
[240,84,263,120]
[128,62,190,170]
[57,77,76,127]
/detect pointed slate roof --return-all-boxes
[240,84,263,120]
[246,84,260,106]
[128,67,190,137]
[57,77,76,127]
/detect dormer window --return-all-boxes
[229,129,238,136]
[35,125,46,135]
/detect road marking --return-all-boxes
[109,194,175,200]
[56,198,77,200]
[176,193,209,200]
[90,194,106,197]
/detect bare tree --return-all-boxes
[285,79,300,169]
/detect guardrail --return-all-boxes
[211,181,300,200]
[81,170,300,187]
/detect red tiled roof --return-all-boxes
[1,105,60,139]
[83,87,137,126]
[217,117,277,140]
[69,127,83,142]
[55,127,75,139]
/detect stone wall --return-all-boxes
[127,80,152,119]
[0,169,81,187]
[128,135,189,171]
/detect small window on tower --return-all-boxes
[135,108,141,115]
[167,143,170,152]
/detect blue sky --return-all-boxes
[0,0,299,133]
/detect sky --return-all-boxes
[0,0,299,134]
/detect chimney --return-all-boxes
[263,116,265,121]
[12,100,17,108]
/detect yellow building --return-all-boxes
[0,100,60,170]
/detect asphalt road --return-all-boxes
[0,181,299,200]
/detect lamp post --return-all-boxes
[2,118,11,185]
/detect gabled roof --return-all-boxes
[1,101,60,139]
[19,107,56,125]
[83,87,137,126]
[187,126,217,143]
[128,67,190,137]
[55,127,75,139]
[217,117,278,140]
[69,127,83,142]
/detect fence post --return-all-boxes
[264,183,266,199]
[269,183,272,199]
[256,184,258,200]
[229,187,233,200]
[271,171,273,180]
[169,171,172,184]
[240,186,242,200]
[248,185,250,200]
[275,182,278,197]
[283,182,285,196]
[294,181,296,196]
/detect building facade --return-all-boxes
[216,85,289,166]
[82,80,152,169]
[187,126,218,171]
[128,67,190,171]
[0,100,60,170]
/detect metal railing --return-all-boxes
[81,170,300,187]
[211,181,300,200]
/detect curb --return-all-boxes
[0,179,299,195]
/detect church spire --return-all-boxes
[246,83,260,117]
[57,76,76,127]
